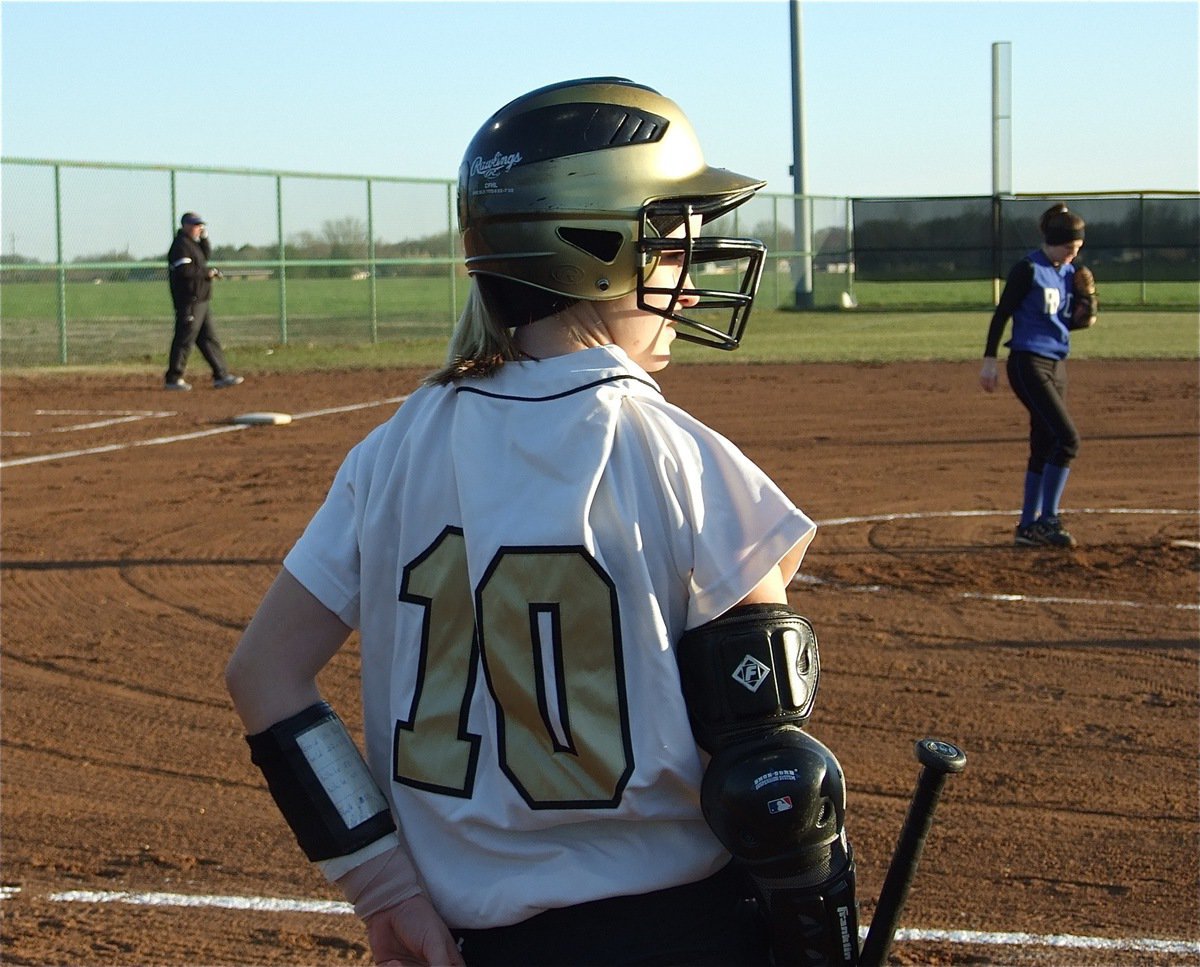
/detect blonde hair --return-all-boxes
[423,280,523,386]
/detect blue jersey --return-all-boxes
[1006,249,1076,360]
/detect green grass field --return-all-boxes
[2,274,1196,371]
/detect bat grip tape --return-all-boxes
[246,701,397,872]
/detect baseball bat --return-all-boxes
[858,738,967,967]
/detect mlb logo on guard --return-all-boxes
[768,796,794,814]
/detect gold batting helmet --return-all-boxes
[458,77,768,350]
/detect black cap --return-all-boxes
[181,212,206,226]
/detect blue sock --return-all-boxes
[1021,472,1042,526]
[1040,464,1071,520]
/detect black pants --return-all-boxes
[1006,351,1080,473]
[451,862,769,967]
[166,299,229,382]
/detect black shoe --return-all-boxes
[213,374,245,388]
[1014,522,1041,546]
[1033,516,1077,548]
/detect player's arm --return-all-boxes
[226,568,348,730]
[980,259,1033,392]
[225,570,464,967]
[736,561,790,606]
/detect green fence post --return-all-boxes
[54,164,67,364]
[447,182,458,326]
[774,196,783,310]
[169,169,177,236]
[992,195,1003,305]
[276,175,288,344]
[367,178,378,343]
[846,197,855,305]
[1139,193,1147,306]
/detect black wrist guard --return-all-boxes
[246,702,396,862]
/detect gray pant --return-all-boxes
[166,299,229,383]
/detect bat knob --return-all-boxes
[915,738,967,774]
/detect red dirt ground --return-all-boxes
[2,360,1197,966]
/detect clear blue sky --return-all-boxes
[2,1,1197,260]
[4,0,1197,196]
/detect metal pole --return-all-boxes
[276,175,288,344]
[992,42,1012,304]
[845,197,856,306]
[1139,194,1147,305]
[447,182,458,327]
[54,165,67,364]
[367,179,378,343]
[772,196,781,309]
[169,169,177,238]
[790,0,814,308]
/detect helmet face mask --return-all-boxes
[459,77,768,350]
[637,201,767,351]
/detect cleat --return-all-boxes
[164,379,192,391]
[1013,523,1041,546]
[213,374,245,388]
[1033,516,1077,548]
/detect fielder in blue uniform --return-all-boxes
[980,203,1091,548]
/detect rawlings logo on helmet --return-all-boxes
[470,151,524,179]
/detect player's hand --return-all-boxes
[365,894,465,967]
[979,357,999,393]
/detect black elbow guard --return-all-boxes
[676,603,820,755]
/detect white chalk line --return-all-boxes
[0,395,410,468]
[11,889,1193,956]
[817,507,1197,526]
[48,889,351,916]
[963,590,1199,612]
[797,508,1200,613]
[1,409,177,437]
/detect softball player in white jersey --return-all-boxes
[229,78,859,967]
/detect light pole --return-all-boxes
[790,0,814,309]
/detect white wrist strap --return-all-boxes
[316,830,402,882]
[333,842,424,920]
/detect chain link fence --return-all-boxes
[2,157,1196,367]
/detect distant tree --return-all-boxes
[72,248,134,264]
[321,217,368,278]
[0,252,42,282]
[68,248,135,281]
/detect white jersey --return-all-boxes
[284,345,815,928]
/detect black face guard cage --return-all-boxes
[636,201,767,351]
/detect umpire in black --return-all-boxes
[164,212,243,390]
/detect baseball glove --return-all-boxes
[1070,265,1098,330]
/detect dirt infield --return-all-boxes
[2,359,1197,966]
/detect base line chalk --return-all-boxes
[1,395,410,469]
[34,889,1200,957]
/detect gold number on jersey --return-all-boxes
[394,528,634,808]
